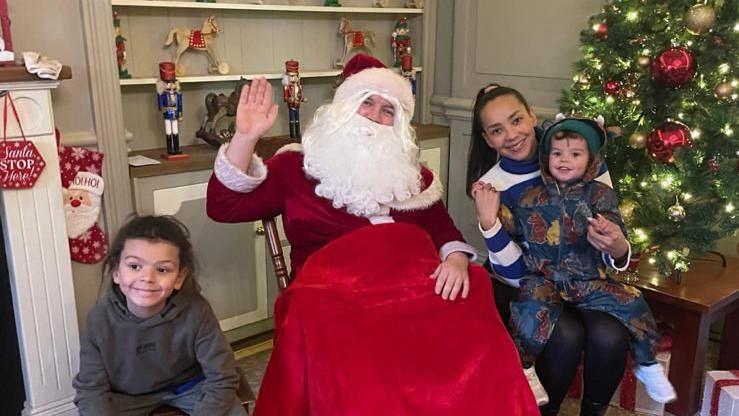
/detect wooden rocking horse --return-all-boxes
[335,18,376,68]
[164,16,230,76]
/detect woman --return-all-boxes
[467,84,631,416]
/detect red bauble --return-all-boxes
[650,47,696,88]
[594,22,608,40]
[646,121,693,163]
[604,80,621,95]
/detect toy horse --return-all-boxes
[164,16,230,76]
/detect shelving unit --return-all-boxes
[112,0,423,14]
[112,0,429,151]
[119,67,422,85]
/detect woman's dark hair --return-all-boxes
[466,83,532,196]
[101,215,199,295]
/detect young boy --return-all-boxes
[472,116,676,405]
[73,215,246,416]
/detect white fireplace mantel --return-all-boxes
[0,68,79,416]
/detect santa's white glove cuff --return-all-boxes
[440,241,478,263]
[214,143,267,193]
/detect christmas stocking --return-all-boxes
[57,131,108,264]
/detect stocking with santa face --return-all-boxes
[58,134,107,264]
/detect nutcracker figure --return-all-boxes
[282,60,306,139]
[400,54,416,96]
[391,17,411,67]
[113,11,131,78]
[156,62,188,160]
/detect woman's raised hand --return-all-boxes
[472,181,501,231]
[233,77,279,143]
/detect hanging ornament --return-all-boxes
[684,3,716,35]
[604,80,621,95]
[650,47,696,88]
[714,82,734,100]
[712,35,724,47]
[577,74,591,88]
[637,55,651,68]
[709,157,720,174]
[594,22,608,40]
[667,197,686,222]
[647,121,693,163]
[628,131,647,149]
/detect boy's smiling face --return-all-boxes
[113,238,185,319]
[548,136,589,184]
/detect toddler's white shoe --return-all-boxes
[633,363,677,403]
[523,366,549,406]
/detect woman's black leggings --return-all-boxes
[537,306,630,416]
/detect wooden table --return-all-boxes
[632,255,739,416]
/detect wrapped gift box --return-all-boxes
[701,370,739,416]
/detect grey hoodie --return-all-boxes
[73,285,241,415]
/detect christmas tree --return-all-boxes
[560,0,737,275]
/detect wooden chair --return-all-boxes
[260,217,292,291]
[150,369,256,415]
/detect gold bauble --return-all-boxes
[715,82,734,100]
[637,55,651,68]
[667,202,686,222]
[685,3,716,35]
[629,132,647,149]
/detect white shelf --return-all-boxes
[111,0,424,14]
[120,67,422,85]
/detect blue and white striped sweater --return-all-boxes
[478,127,614,287]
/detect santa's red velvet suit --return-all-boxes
[207,146,470,278]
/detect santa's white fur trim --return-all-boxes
[275,142,303,155]
[213,143,268,193]
[334,67,414,117]
[383,169,443,211]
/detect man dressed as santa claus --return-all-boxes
[207,54,476,300]
[206,55,539,415]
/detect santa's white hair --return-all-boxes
[302,90,421,217]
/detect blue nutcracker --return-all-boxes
[156,62,188,159]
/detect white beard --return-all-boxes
[302,107,421,218]
[64,197,101,238]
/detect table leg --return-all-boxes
[718,305,739,370]
[648,302,709,416]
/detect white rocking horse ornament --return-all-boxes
[164,16,230,76]
[336,18,376,69]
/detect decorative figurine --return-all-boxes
[113,12,131,78]
[156,62,188,160]
[336,18,376,68]
[196,80,246,148]
[282,60,306,139]
[391,17,411,67]
[325,0,341,6]
[400,54,416,96]
[405,0,423,8]
[373,0,389,7]
[163,15,229,76]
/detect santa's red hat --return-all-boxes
[335,53,414,117]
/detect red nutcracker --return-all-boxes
[391,17,411,67]
[282,60,305,139]
[400,54,416,96]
